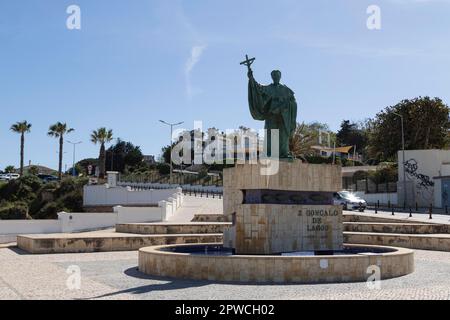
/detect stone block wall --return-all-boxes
[223,161,343,254]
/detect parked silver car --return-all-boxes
[0,173,20,181]
[333,191,367,212]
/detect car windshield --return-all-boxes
[338,192,359,201]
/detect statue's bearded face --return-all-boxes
[271,70,281,84]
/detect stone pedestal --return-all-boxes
[223,160,343,254]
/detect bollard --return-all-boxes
[416,202,418,212]
[375,204,378,214]
[409,208,412,218]
[392,207,395,216]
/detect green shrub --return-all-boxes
[0,201,28,220]
[305,155,333,164]
[34,202,62,219]
[0,175,42,203]
[58,190,83,212]
[157,163,170,175]
[0,176,90,220]
[368,166,398,184]
[198,168,209,179]
[42,181,58,191]
[353,170,369,181]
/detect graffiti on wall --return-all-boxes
[404,159,435,203]
[404,159,435,189]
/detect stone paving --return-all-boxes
[1,247,450,300]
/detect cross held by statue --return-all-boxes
[240,54,255,72]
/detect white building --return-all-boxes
[398,149,450,208]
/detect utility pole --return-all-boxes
[332,140,336,165]
[159,120,184,184]
[67,141,82,177]
[394,112,407,208]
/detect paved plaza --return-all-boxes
[0,246,449,300]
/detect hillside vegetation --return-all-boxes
[0,175,88,220]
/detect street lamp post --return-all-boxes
[67,141,82,177]
[394,113,407,208]
[159,120,184,184]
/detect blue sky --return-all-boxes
[1,0,450,170]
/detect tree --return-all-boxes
[10,121,32,176]
[367,97,450,161]
[48,122,74,180]
[75,158,98,176]
[28,166,39,176]
[161,144,174,164]
[4,166,16,174]
[105,139,143,173]
[290,122,335,159]
[91,128,113,179]
[336,120,367,149]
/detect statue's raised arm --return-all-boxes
[241,55,298,159]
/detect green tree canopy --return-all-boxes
[290,122,336,159]
[105,139,143,173]
[367,97,450,161]
[4,166,16,173]
[336,120,368,149]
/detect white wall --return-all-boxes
[0,220,61,235]
[58,212,117,233]
[354,192,398,206]
[115,206,164,224]
[83,184,182,207]
[1,190,183,243]
[119,182,223,194]
[398,149,450,208]
[0,220,61,244]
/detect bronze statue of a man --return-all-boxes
[241,56,298,159]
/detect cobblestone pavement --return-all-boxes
[1,247,450,300]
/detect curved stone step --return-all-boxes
[344,222,448,234]
[116,222,231,235]
[191,214,228,223]
[17,232,223,254]
[344,213,437,224]
[344,231,450,252]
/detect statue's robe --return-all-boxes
[248,76,298,158]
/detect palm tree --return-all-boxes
[48,122,74,180]
[4,165,16,174]
[91,128,113,179]
[289,122,323,161]
[10,121,32,176]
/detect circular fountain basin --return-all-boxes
[139,243,414,284]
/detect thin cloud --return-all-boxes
[185,45,207,99]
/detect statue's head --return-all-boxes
[271,70,282,85]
